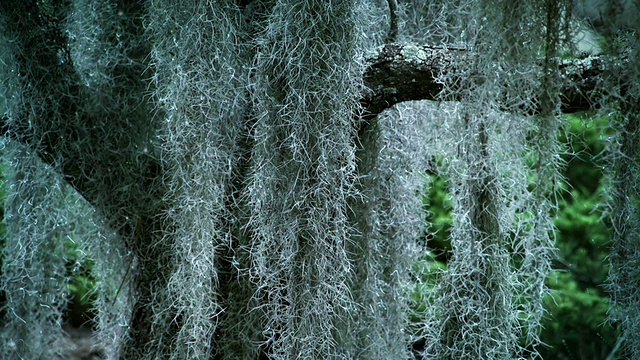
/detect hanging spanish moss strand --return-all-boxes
[518,0,568,349]
[606,1,640,356]
[2,2,160,356]
[420,0,568,358]
[609,101,640,358]
[427,113,521,359]
[64,2,151,357]
[60,0,159,229]
[0,10,57,360]
[79,216,133,360]
[0,144,72,359]
[608,103,640,358]
[146,1,250,358]
[397,0,469,44]
[346,105,428,358]
[246,0,367,358]
[0,9,82,360]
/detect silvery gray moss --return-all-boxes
[0,145,72,359]
[0,0,637,359]
[605,1,640,357]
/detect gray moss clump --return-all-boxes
[605,2,640,356]
[417,0,569,358]
[145,1,249,358]
[4,0,636,359]
[245,1,369,358]
[347,104,428,358]
[0,144,73,359]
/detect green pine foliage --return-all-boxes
[537,114,619,359]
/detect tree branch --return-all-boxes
[361,44,611,117]
[1,43,615,221]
